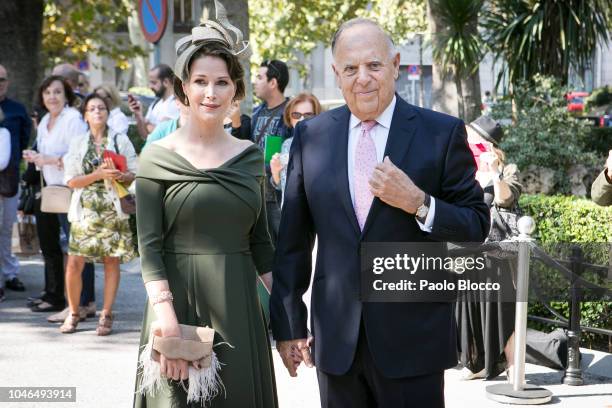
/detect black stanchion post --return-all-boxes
[563,245,584,386]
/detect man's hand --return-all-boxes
[128,94,143,118]
[605,150,612,181]
[277,337,314,377]
[369,156,425,214]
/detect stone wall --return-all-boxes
[519,165,600,197]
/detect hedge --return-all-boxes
[519,194,611,351]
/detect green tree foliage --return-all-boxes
[430,0,484,78]
[482,0,611,87]
[248,0,426,75]
[429,0,484,120]
[491,75,599,193]
[43,0,145,69]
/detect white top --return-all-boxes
[63,130,138,222]
[0,128,10,171]
[37,106,88,186]
[145,95,180,127]
[347,96,435,232]
[107,107,130,135]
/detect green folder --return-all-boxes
[264,135,283,163]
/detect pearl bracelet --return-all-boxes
[150,290,174,306]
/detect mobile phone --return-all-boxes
[127,94,135,103]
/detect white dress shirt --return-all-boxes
[347,96,435,232]
[0,128,10,171]
[107,107,130,135]
[37,106,87,186]
[145,94,180,127]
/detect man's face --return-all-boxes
[149,68,166,98]
[332,24,400,121]
[254,66,273,101]
[0,65,8,101]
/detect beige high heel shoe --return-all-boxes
[96,312,113,336]
[60,313,80,334]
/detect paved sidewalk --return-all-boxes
[0,257,610,407]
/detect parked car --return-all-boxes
[566,91,589,112]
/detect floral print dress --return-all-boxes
[68,134,137,263]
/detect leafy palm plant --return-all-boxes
[430,0,485,120]
[482,0,611,87]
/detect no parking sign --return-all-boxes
[138,0,168,44]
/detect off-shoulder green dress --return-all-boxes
[133,144,278,408]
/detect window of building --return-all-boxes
[174,0,194,33]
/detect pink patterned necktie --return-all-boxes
[353,120,378,230]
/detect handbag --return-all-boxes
[119,193,136,214]
[11,215,40,255]
[137,322,225,404]
[39,172,72,213]
[489,205,520,242]
[110,134,136,215]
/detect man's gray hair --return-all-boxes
[52,63,80,87]
[331,18,397,58]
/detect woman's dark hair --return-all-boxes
[174,42,246,106]
[36,75,76,109]
[79,93,110,118]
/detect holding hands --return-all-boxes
[277,336,314,377]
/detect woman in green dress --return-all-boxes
[133,13,278,408]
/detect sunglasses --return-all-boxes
[290,112,315,120]
[0,78,7,83]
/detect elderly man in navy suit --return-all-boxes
[270,18,490,407]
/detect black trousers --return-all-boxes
[35,208,66,306]
[34,203,95,306]
[266,200,281,245]
[317,324,445,408]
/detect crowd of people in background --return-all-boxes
[0,57,325,334]
[0,46,610,364]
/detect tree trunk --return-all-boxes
[428,1,458,117]
[125,0,149,89]
[461,68,482,122]
[455,74,465,119]
[0,0,44,111]
[204,0,252,111]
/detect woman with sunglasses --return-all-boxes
[270,93,322,204]
[60,93,138,335]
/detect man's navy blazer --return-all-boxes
[270,96,490,378]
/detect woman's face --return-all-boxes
[84,97,109,129]
[289,100,315,128]
[182,55,236,124]
[42,80,67,115]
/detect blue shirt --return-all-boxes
[0,98,31,169]
[144,118,179,148]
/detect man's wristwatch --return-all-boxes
[415,194,431,223]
